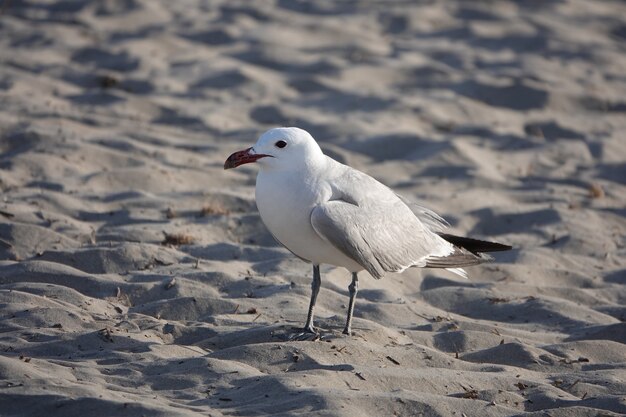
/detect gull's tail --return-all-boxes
[445,267,468,279]
[436,233,512,255]
[424,233,512,279]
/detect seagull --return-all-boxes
[224,127,511,336]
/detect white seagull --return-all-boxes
[224,127,510,336]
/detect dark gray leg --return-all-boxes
[302,264,321,334]
[343,272,359,335]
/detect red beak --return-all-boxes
[224,147,272,169]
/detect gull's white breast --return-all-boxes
[255,168,364,272]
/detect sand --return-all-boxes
[1,0,625,416]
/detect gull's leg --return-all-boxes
[343,272,359,335]
[302,264,321,334]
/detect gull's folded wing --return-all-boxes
[310,199,451,279]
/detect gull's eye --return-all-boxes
[275,140,287,148]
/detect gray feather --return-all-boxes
[310,198,447,279]
[397,194,449,233]
[425,247,491,268]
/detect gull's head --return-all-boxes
[224,127,324,171]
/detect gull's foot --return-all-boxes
[289,326,321,341]
[342,327,352,336]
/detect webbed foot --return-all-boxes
[289,326,321,341]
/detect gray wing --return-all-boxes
[397,194,449,233]
[310,198,451,279]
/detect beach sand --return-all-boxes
[1,1,625,416]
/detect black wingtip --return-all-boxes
[436,233,512,256]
